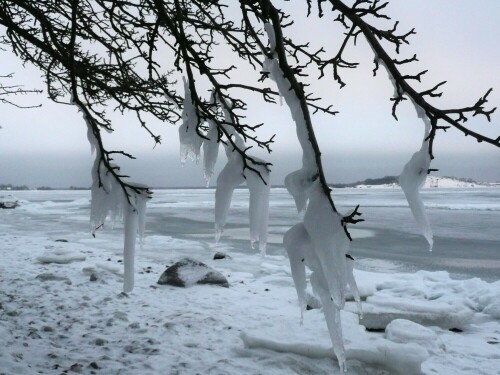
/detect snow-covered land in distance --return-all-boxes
[338,176,494,189]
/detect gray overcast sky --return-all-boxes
[1,0,499,188]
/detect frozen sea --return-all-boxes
[1,187,500,375]
[5,186,500,281]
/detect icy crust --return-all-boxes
[179,78,203,164]
[399,105,433,250]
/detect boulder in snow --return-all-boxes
[157,258,229,288]
[213,252,230,260]
[0,195,19,209]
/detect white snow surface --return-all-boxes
[1,191,500,375]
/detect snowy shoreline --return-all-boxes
[1,189,499,374]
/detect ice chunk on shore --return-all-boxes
[385,319,445,354]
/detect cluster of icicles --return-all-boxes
[79,23,434,372]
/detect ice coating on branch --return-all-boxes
[304,183,350,371]
[264,23,351,371]
[215,156,245,242]
[283,224,309,319]
[179,77,202,164]
[214,95,270,253]
[264,23,276,52]
[76,102,124,232]
[346,255,362,317]
[123,191,148,293]
[89,159,124,232]
[262,58,315,170]
[284,219,349,371]
[284,169,312,213]
[202,119,219,185]
[304,181,349,309]
[399,105,433,251]
[246,159,270,255]
[75,101,149,292]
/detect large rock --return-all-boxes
[157,258,229,288]
[0,195,19,209]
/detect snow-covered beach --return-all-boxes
[1,187,499,374]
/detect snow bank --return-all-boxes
[37,251,86,264]
[350,270,500,329]
[242,327,429,375]
[385,319,445,354]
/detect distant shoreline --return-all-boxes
[1,175,498,191]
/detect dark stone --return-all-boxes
[366,327,386,333]
[157,258,229,288]
[0,200,19,209]
[88,362,100,370]
[305,292,321,310]
[449,327,463,333]
[213,252,230,260]
[89,273,98,282]
[69,363,82,373]
[55,239,68,243]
